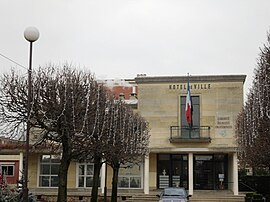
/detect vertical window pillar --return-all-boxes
[144,155,149,194]
[188,153,193,195]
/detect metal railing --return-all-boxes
[170,126,211,142]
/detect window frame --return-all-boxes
[38,154,61,188]
[118,163,143,189]
[180,95,200,127]
[76,162,100,188]
[1,164,14,176]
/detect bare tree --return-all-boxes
[0,65,105,202]
[0,65,150,202]
[236,31,270,172]
[0,70,29,139]
[104,101,150,202]
[76,85,115,202]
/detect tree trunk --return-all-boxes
[111,162,120,202]
[91,155,103,202]
[57,136,71,202]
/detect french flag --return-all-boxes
[185,80,192,127]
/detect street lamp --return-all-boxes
[23,26,39,202]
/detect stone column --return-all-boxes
[19,152,23,181]
[144,155,149,194]
[101,162,106,194]
[233,153,239,195]
[188,153,193,195]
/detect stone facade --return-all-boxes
[135,74,246,195]
[135,75,245,150]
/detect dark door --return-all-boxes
[157,154,170,188]
[157,154,188,189]
[194,155,214,189]
[194,154,228,190]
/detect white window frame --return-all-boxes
[76,162,100,188]
[0,163,15,176]
[38,155,61,187]
[118,163,143,189]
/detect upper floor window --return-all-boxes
[181,96,200,127]
[181,96,200,138]
[39,155,61,187]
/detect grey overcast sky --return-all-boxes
[0,0,270,96]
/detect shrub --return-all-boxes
[253,194,263,199]
[245,192,265,202]
[246,193,255,198]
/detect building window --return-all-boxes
[1,165,14,176]
[118,164,142,188]
[181,96,200,138]
[77,163,100,187]
[181,96,200,127]
[39,155,61,187]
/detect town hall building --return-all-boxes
[132,74,245,196]
[0,74,246,200]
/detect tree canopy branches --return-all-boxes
[236,31,270,170]
[0,64,150,202]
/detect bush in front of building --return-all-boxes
[240,176,270,202]
[245,192,265,202]
[253,193,265,202]
[245,193,254,202]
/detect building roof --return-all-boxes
[135,74,246,84]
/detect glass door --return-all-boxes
[194,155,214,189]
[194,154,228,190]
[157,154,188,189]
[157,154,170,188]
[172,158,181,187]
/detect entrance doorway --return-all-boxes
[157,154,188,189]
[194,154,228,190]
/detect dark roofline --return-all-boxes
[135,74,246,84]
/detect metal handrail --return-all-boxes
[239,180,257,192]
[170,126,211,140]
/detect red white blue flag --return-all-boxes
[185,80,192,126]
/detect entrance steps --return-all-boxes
[191,190,245,202]
[121,190,245,202]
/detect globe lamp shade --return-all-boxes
[24,27,40,42]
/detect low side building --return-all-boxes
[0,136,23,189]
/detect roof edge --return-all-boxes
[135,74,246,84]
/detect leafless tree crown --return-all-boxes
[236,31,270,169]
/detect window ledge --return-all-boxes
[169,137,211,143]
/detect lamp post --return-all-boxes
[23,26,39,202]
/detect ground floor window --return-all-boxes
[77,162,100,187]
[1,164,14,176]
[39,155,61,187]
[118,164,142,188]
